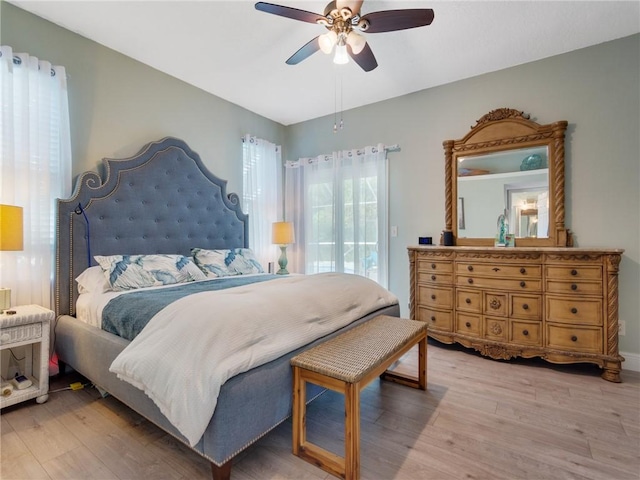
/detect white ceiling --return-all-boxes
[9,1,640,126]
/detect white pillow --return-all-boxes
[191,248,264,278]
[95,254,207,292]
[76,265,112,294]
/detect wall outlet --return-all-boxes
[390,226,398,237]
[618,321,626,336]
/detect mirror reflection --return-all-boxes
[457,146,549,239]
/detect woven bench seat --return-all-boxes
[291,315,427,480]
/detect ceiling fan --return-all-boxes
[255,1,435,72]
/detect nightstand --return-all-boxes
[0,305,54,408]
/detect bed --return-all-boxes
[54,137,400,479]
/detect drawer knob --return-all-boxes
[520,281,526,288]
[465,322,471,328]
[571,269,578,276]
[571,307,578,314]
[465,298,471,304]
[522,329,529,336]
[431,263,436,269]
[431,275,437,281]
[468,278,474,284]
[571,284,578,291]
[523,304,529,310]
[571,335,578,342]
[520,268,526,274]
[430,316,436,322]
[467,265,473,272]
[431,294,436,300]
[0,333,10,343]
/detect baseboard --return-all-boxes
[622,351,640,372]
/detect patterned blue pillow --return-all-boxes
[191,248,264,278]
[94,254,207,291]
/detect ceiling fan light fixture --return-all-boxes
[346,31,366,54]
[319,30,337,54]
[333,42,349,64]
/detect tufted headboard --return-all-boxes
[55,137,248,317]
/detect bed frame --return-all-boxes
[54,137,399,479]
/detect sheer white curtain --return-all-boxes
[0,46,72,309]
[285,144,389,287]
[242,134,281,270]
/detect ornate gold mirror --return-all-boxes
[443,108,570,247]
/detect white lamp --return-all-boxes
[0,204,24,312]
[333,39,349,65]
[318,30,352,65]
[272,221,295,275]
[319,31,338,54]
[347,31,366,54]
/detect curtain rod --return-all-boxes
[242,136,399,151]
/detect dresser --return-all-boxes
[408,246,624,382]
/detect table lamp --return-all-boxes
[272,221,295,275]
[0,204,24,312]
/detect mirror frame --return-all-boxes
[443,108,570,247]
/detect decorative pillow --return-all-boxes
[191,248,264,277]
[76,265,112,294]
[94,254,207,292]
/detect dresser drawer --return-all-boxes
[456,289,482,313]
[545,265,602,281]
[510,294,542,320]
[417,271,453,286]
[457,275,542,292]
[546,297,603,326]
[510,321,543,346]
[546,324,602,354]
[456,263,541,279]
[417,306,453,332]
[417,285,453,309]
[484,292,508,317]
[484,317,507,341]
[546,280,603,295]
[456,312,482,337]
[417,259,453,274]
[0,323,42,346]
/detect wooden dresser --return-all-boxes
[408,246,624,382]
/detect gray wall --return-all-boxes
[3,3,639,357]
[287,35,640,356]
[1,1,286,194]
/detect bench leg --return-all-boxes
[292,366,305,456]
[345,382,361,480]
[418,336,427,390]
[380,335,427,390]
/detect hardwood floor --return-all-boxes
[2,341,639,480]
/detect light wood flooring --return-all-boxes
[2,341,639,480]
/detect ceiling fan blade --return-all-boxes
[286,36,321,65]
[337,0,363,15]
[347,42,378,72]
[361,9,435,33]
[255,2,324,24]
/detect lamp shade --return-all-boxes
[0,204,23,251]
[272,221,295,245]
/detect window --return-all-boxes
[285,145,389,287]
[0,46,71,308]
[242,134,281,269]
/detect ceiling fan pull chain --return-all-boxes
[333,69,339,133]
[340,71,344,130]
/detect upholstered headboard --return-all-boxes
[55,137,249,317]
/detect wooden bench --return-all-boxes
[290,315,427,480]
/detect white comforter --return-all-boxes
[109,273,398,446]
